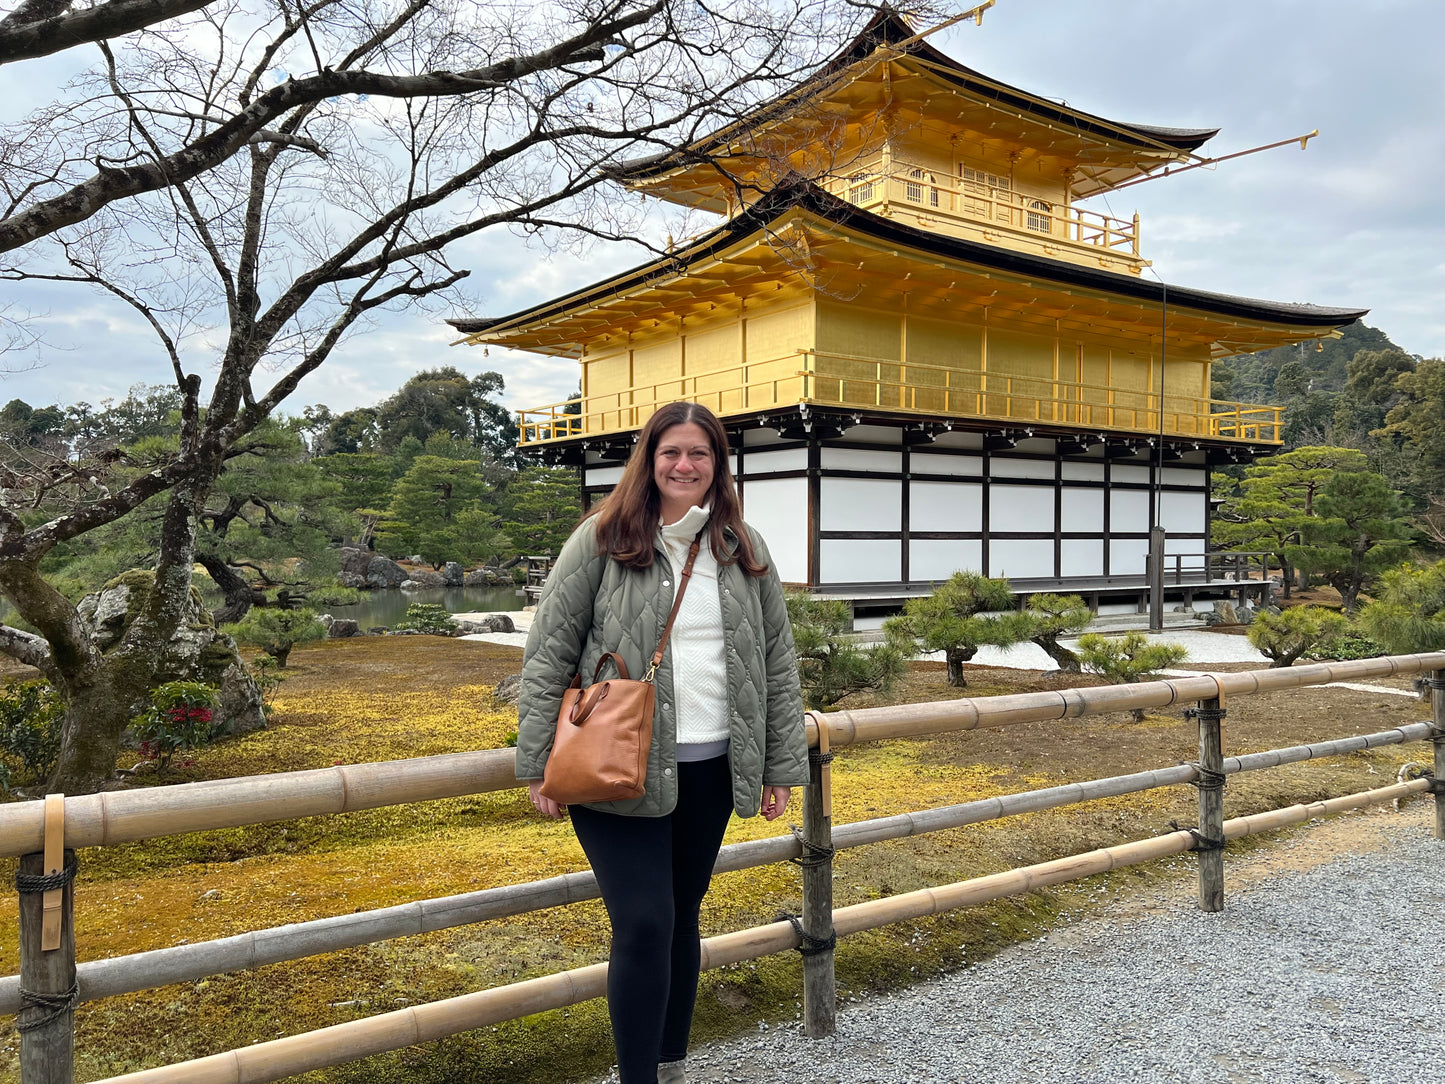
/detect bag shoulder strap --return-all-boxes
[645,527,705,681]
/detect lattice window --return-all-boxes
[904,167,939,207]
[847,171,877,204]
[1026,199,1053,234]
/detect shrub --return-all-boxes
[130,681,219,770]
[1075,631,1189,722]
[787,592,906,710]
[393,603,458,636]
[1303,630,1387,662]
[307,585,365,607]
[225,607,326,667]
[1247,606,1352,668]
[0,680,65,791]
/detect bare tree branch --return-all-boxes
[0,0,216,66]
[0,0,664,252]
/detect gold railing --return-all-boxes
[823,160,1141,263]
[515,351,1283,445]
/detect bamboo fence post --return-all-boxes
[800,712,837,1038]
[18,793,77,1084]
[1188,691,1226,911]
[1431,669,1445,839]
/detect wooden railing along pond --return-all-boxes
[4,653,1443,1083]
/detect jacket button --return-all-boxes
[662,580,671,587]
[663,767,673,778]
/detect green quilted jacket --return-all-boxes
[516,515,808,817]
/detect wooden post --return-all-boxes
[1431,669,1445,840]
[18,817,77,1084]
[1191,695,1226,911]
[801,713,836,1039]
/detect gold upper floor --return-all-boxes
[621,12,1208,276]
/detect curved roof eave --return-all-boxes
[448,184,1366,338]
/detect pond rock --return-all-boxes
[327,618,361,639]
[442,562,465,587]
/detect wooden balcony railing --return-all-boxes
[822,160,1142,267]
[515,351,1283,446]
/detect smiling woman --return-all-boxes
[517,400,807,1083]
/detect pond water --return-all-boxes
[323,585,525,630]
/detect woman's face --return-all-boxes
[652,421,716,523]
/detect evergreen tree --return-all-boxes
[883,572,1034,687]
[1286,471,1412,613]
[1074,632,1188,721]
[377,455,507,568]
[1025,593,1092,672]
[1357,561,1445,655]
[500,466,580,556]
[786,592,905,710]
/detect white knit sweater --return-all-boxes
[658,505,730,747]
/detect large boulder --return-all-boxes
[483,614,516,634]
[77,571,266,736]
[327,618,361,639]
[402,567,444,587]
[365,555,409,588]
[442,562,465,587]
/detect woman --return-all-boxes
[517,401,807,1084]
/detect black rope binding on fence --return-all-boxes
[17,981,79,1032]
[1420,674,1445,691]
[809,749,836,767]
[787,824,836,869]
[1183,705,1228,724]
[15,852,78,895]
[1187,764,1227,791]
[1169,819,1226,852]
[777,912,837,957]
[1403,764,1443,795]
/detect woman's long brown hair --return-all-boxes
[589,401,768,575]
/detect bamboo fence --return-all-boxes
[5,651,1443,1084]
[92,779,1434,1084]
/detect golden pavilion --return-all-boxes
[450,10,1365,615]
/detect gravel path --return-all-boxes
[670,807,1444,1084]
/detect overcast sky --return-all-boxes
[3,0,1442,421]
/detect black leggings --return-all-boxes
[569,756,734,1084]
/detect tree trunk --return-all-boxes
[271,644,292,668]
[945,647,977,687]
[1279,557,1294,599]
[49,654,150,792]
[1032,635,1081,672]
[197,552,262,625]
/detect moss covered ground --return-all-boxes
[0,637,1429,1082]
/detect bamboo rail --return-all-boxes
[0,721,1430,1016]
[803,654,1445,749]
[92,778,1432,1084]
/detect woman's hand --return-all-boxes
[760,785,791,821]
[529,779,567,819]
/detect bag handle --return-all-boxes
[644,528,704,682]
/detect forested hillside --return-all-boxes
[1212,322,1443,531]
